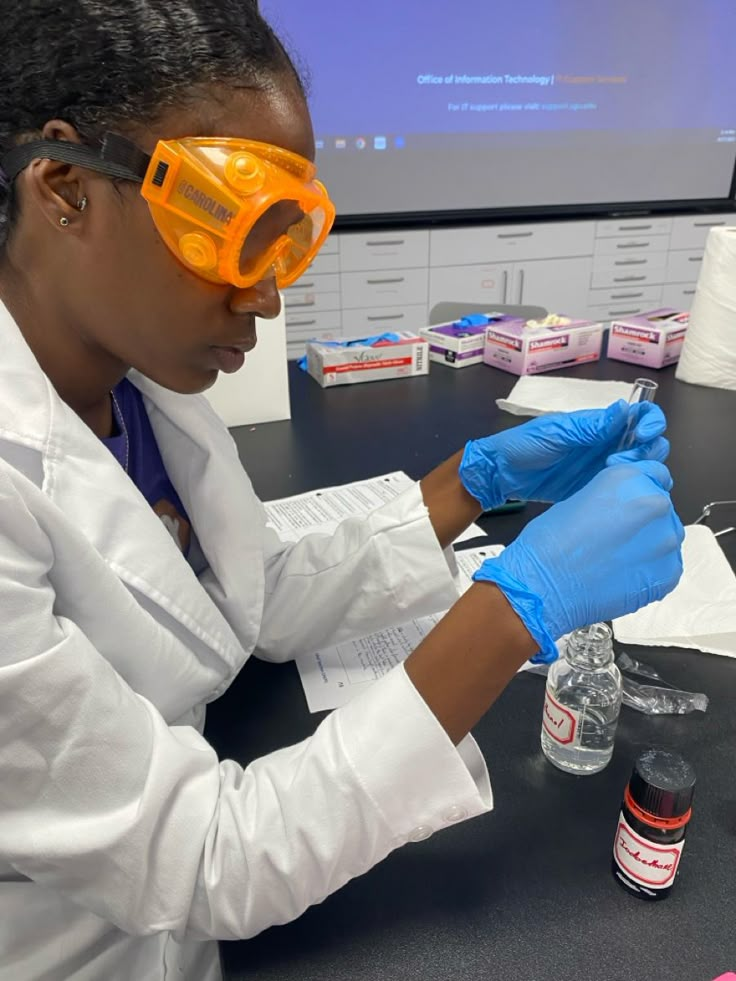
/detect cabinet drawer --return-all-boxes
[341,303,429,336]
[341,268,428,308]
[287,331,343,360]
[319,234,340,255]
[339,230,429,271]
[587,294,663,321]
[430,221,594,266]
[595,217,673,238]
[594,234,670,256]
[283,291,341,315]
[661,283,698,310]
[669,213,735,250]
[591,264,666,289]
[666,250,704,283]
[587,284,663,308]
[592,251,667,276]
[283,273,340,306]
[302,250,340,276]
[285,309,342,340]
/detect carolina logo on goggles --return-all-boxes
[2,132,336,289]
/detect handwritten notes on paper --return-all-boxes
[297,546,506,713]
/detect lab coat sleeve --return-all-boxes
[257,482,461,660]
[0,471,492,941]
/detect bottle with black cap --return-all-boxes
[612,748,696,901]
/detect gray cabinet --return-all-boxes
[282,212,734,358]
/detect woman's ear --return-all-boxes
[19,119,88,232]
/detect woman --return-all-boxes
[0,2,683,979]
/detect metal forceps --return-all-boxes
[693,500,736,538]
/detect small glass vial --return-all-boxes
[617,377,659,451]
[612,748,695,901]
[540,623,622,774]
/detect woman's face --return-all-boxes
[67,78,316,395]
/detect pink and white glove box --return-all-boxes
[483,315,604,376]
[607,308,689,369]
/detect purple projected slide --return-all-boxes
[261,0,736,216]
[264,0,734,138]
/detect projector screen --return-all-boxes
[261,0,736,222]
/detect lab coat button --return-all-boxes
[442,805,468,823]
[409,825,433,842]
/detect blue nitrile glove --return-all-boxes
[459,400,668,511]
[472,460,684,663]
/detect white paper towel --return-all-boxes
[496,375,635,416]
[612,524,736,658]
[675,225,736,390]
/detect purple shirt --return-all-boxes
[102,378,192,555]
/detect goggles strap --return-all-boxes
[1,132,150,184]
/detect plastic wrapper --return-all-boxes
[525,649,709,715]
[617,651,709,715]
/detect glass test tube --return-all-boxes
[617,377,658,452]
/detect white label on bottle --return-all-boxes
[542,688,581,745]
[613,812,684,889]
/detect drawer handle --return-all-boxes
[365,239,406,246]
[614,224,653,232]
[497,231,534,239]
[296,281,315,289]
[610,292,645,299]
[366,313,405,321]
[693,220,726,227]
[615,242,651,250]
[612,275,648,283]
[682,289,696,295]
[608,308,642,316]
[689,256,703,262]
[285,300,317,308]
[287,318,318,327]
[366,276,406,285]
[613,259,647,266]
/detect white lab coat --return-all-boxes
[0,302,492,981]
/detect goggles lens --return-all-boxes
[238,201,327,284]
[141,138,335,289]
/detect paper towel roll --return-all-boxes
[675,225,736,390]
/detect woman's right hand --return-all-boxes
[472,460,685,663]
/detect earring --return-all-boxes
[59,217,70,227]
[77,197,88,212]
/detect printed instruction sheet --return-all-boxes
[263,471,486,543]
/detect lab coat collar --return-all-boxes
[0,301,264,681]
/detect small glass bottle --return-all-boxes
[540,623,622,774]
[612,748,695,901]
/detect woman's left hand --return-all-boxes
[458,400,669,511]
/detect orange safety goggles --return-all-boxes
[2,133,336,289]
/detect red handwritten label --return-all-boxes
[613,813,683,888]
[542,688,578,745]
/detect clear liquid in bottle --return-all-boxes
[541,623,622,775]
